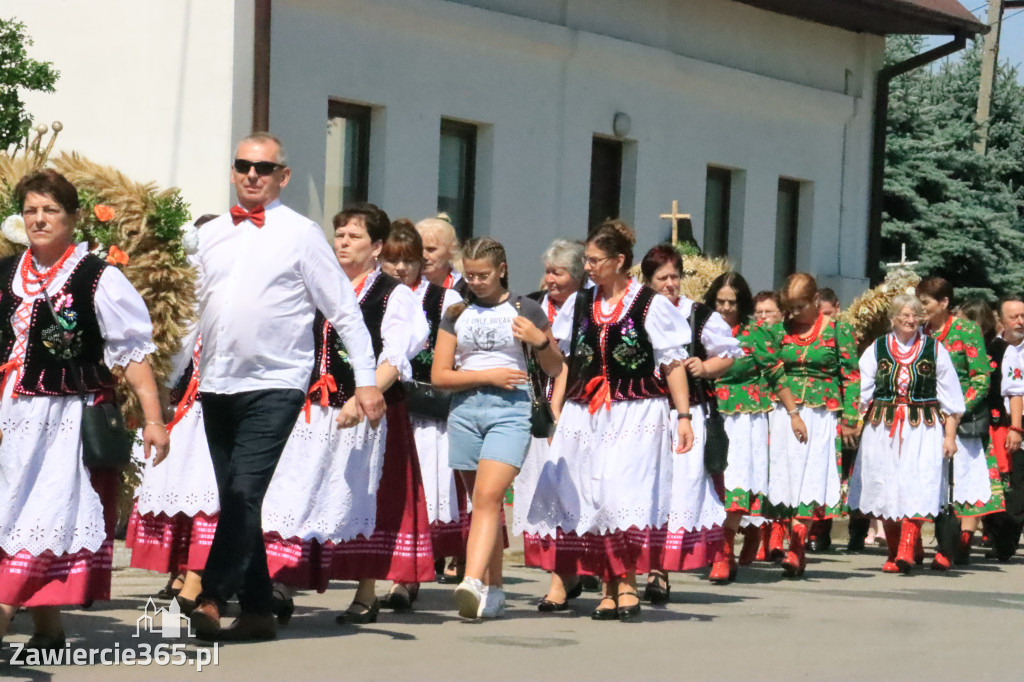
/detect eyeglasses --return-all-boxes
[581,255,614,267]
[754,310,779,318]
[893,314,920,322]
[233,159,284,176]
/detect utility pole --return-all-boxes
[974,0,1004,155]
[975,0,1024,154]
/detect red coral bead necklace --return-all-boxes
[21,245,76,296]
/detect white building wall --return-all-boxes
[271,0,881,297]
[5,0,252,217]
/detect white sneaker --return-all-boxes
[478,586,506,618]
[454,578,485,618]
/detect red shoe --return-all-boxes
[768,521,787,562]
[931,552,952,571]
[883,519,901,568]
[738,526,760,566]
[882,560,900,573]
[781,524,807,577]
[755,525,769,562]
[709,528,738,584]
[954,530,974,566]
[895,519,920,574]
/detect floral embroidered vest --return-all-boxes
[867,334,942,428]
[0,253,114,396]
[308,273,401,408]
[410,283,445,383]
[565,286,668,404]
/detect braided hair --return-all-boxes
[444,237,509,322]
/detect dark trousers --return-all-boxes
[199,389,305,615]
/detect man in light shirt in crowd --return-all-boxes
[187,133,385,641]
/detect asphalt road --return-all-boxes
[3,521,1022,681]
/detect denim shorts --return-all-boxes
[447,386,532,471]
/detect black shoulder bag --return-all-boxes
[41,287,134,470]
[689,303,729,475]
[515,298,557,439]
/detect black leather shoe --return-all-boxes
[617,602,642,622]
[174,595,197,617]
[24,631,67,654]
[335,599,380,625]
[590,597,619,621]
[218,614,277,642]
[381,584,418,612]
[643,573,670,605]
[271,593,294,625]
[580,575,602,593]
[565,580,583,601]
[538,598,569,612]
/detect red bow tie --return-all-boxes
[230,204,266,228]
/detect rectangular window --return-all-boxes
[438,120,477,242]
[324,101,371,220]
[774,178,801,287]
[703,166,732,257]
[588,137,623,234]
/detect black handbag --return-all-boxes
[956,406,990,441]
[702,379,729,475]
[403,380,453,421]
[42,288,134,470]
[515,299,557,439]
[934,456,959,557]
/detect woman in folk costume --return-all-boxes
[847,295,964,573]
[917,277,1002,570]
[377,220,464,609]
[0,171,169,651]
[514,239,593,612]
[638,245,738,600]
[524,221,693,622]
[126,334,218,611]
[126,214,219,612]
[260,203,430,625]
[704,272,795,571]
[764,273,860,578]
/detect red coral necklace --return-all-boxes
[546,296,559,324]
[593,282,630,325]
[788,313,823,347]
[888,332,923,364]
[21,245,76,296]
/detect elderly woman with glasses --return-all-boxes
[847,294,964,573]
[513,238,590,611]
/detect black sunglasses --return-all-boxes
[233,159,284,175]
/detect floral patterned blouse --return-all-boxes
[764,314,861,427]
[927,315,990,414]
[715,321,781,414]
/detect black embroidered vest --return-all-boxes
[410,283,445,383]
[565,286,668,404]
[0,253,114,396]
[867,334,943,429]
[686,301,716,407]
[308,273,403,407]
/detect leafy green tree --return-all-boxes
[881,36,1024,300]
[0,17,59,150]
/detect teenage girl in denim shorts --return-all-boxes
[432,237,563,618]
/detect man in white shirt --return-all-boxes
[988,296,1024,561]
[190,133,385,641]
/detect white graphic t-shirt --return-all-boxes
[440,294,549,373]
